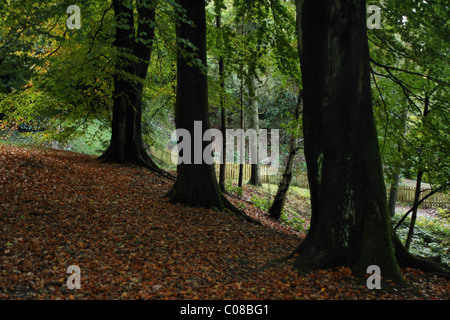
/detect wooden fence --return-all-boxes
[150,146,449,209]
[211,162,311,187]
[394,185,449,209]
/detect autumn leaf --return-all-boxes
[0,144,449,300]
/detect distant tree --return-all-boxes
[214,0,228,193]
[269,92,302,220]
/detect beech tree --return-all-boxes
[247,76,262,186]
[166,0,256,222]
[99,0,166,176]
[292,0,404,282]
[292,0,450,282]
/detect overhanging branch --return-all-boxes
[370,58,450,87]
[394,182,450,230]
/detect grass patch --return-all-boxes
[0,120,110,155]
[247,182,310,233]
[64,120,111,155]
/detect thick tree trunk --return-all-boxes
[269,93,303,219]
[166,0,219,207]
[292,0,404,283]
[100,71,159,170]
[100,0,164,175]
[166,0,249,219]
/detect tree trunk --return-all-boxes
[404,171,423,250]
[216,10,227,193]
[166,0,247,218]
[238,76,245,188]
[388,105,408,217]
[404,93,430,250]
[269,92,303,219]
[219,74,227,192]
[247,77,262,186]
[292,0,404,283]
[100,0,164,175]
[388,178,400,217]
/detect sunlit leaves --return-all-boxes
[369,0,449,190]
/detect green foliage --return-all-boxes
[369,0,450,192]
[0,0,115,145]
[393,213,450,266]
[226,180,243,197]
[289,186,310,199]
[280,210,305,232]
[206,0,300,115]
[251,194,270,211]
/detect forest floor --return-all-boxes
[0,144,449,300]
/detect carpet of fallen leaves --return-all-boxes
[0,144,449,300]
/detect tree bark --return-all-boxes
[247,77,262,186]
[219,69,227,192]
[166,0,251,221]
[404,93,430,250]
[238,76,245,188]
[404,170,423,250]
[99,0,166,176]
[292,0,404,283]
[216,11,227,193]
[388,105,408,217]
[269,92,303,219]
[388,178,400,217]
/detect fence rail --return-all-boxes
[395,185,449,209]
[150,146,449,209]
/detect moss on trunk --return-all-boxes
[293,0,404,283]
